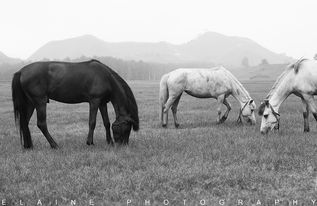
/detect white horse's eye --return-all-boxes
[263,114,269,119]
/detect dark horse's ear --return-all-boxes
[258,99,268,116]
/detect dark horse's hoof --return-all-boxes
[304,128,310,132]
[86,141,94,146]
[50,143,59,149]
[107,140,114,146]
[162,124,167,128]
[174,123,180,128]
[23,145,33,149]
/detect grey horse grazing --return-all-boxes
[159,66,256,127]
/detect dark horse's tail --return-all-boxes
[12,72,33,148]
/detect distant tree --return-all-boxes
[241,57,249,67]
[314,54,317,60]
[260,58,269,65]
[63,57,71,62]
[78,55,89,61]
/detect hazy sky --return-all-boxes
[0,0,316,59]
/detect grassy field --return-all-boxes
[0,80,317,206]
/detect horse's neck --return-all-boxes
[269,72,293,112]
[110,88,128,119]
[231,79,250,106]
[112,101,127,118]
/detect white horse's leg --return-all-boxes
[162,97,175,127]
[163,91,182,127]
[162,109,168,127]
[161,100,168,127]
[302,94,317,129]
[171,94,182,128]
[163,96,177,113]
[216,94,225,124]
[159,75,169,127]
[300,98,310,132]
[220,98,231,123]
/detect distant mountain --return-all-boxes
[28,32,292,66]
[0,51,22,65]
[179,32,292,66]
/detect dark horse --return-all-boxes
[12,59,139,149]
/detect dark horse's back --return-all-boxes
[12,59,139,148]
[19,60,114,103]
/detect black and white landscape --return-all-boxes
[0,0,317,205]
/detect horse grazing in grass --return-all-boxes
[259,59,317,134]
[159,66,256,127]
[12,59,139,149]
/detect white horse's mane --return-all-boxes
[266,58,307,99]
[288,58,307,73]
[223,68,251,100]
[266,70,290,99]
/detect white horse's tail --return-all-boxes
[159,73,169,123]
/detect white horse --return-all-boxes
[159,66,256,127]
[258,59,317,134]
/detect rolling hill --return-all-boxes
[0,51,21,65]
[28,32,292,66]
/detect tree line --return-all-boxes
[0,55,280,81]
[0,56,215,81]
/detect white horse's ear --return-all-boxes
[249,99,254,104]
[264,99,269,106]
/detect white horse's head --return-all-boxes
[240,99,256,125]
[258,99,280,134]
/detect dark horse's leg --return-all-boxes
[86,99,100,145]
[22,102,35,148]
[26,104,35,123]
[99,103,114,145]
[34,97,58,148]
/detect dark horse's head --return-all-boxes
[112,116,137,144]
[108,68,139,145]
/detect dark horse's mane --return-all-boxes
[94,60,139,131]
